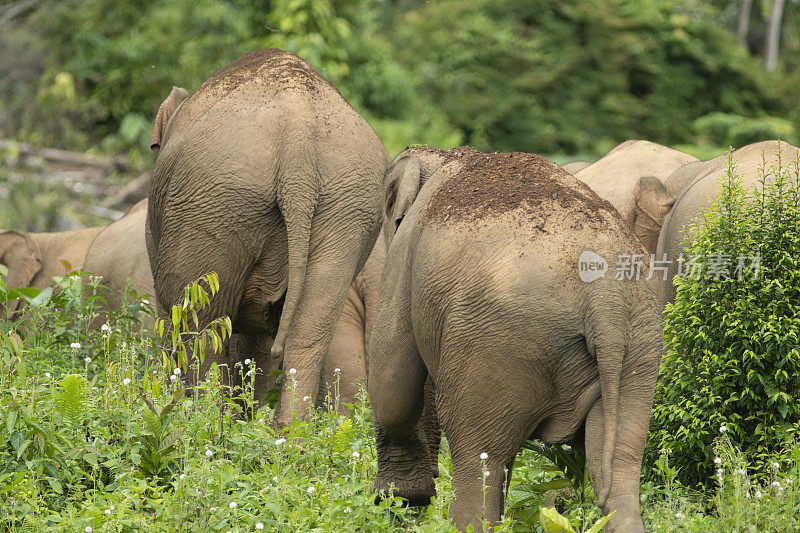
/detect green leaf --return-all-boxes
[538,506,575,533]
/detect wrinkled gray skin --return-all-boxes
[574,140,697,254]
[147,49,388,426]
[656,140,800,305]
[83,199,155,328]
[561,160,590,174]
[370,146,662,532]
[0,226,103,318]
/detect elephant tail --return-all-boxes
[271,187,317,362]
[586,289,628,508]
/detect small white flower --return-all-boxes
[255,523,264,530]
[105,509,111,516]
[210,507,217,513]
[110,506,114,511]
[713,457,721,465]
[344,507,351,514]
[244,358,251,365]
[334,368,341,373]
[307,486,315,494]
[141,299,150,305]
[258,419,265,424]
[772,480,781,488]
[272,476,279,483]
[85,528,93,533]
[772,462,780,470]
[352,451,360,459]
[676,512,684,519]
[70,342,81,349]
[483,470,490,477]
[275,438,286,446]
[205,449,213,458]
[179,474,185,480]
[755,490,762,499]
[303,395,310,402]
[288,368,297,375]
[716,468,723,476]
[719,425,727,433]
[101,323,110,331]
[173,367,181,376]
[480,452,488,461]
[170,374,177,382]
[45,372,51,378]
[229,501,237,509]
[84,356,92,363]
[123,378,131,386]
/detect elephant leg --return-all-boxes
[369,302,435,505]
[420,376,442,478]
[316,285,367,412]
[434,332,535,531]
[584,389,653,532]
[273,222,376,427]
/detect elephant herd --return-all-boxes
[2,48,798,532]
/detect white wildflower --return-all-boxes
[713,457,721,465]
[755,490,762,499]
[272,476,278,483]
[70,342,81,349]
[244,358,251,365]
[255,524,264,531]
[210,507,217,513]
[772,462,780,470]
[229,501,237,509]
[205,449,213,458]
[141,299,149,306]
[275,438,286,446]
[179,474,185,480]
[719,425,727,433]
[344,507,351,514]
[84,356,92,363]
[85,528,92,533]
[173,367,181,376]
[105,509,111,516]
[334,368,341,373]
[303,395,310,401]
[170,374,177,382]
[123,378,131,385]
[772,480,781,488]
[288,368,296,375]
[483,470,490,477]
[480,452,488,460]
[352,451,360,459]
[45,372,51,378]
[307,486,315,494]
[101,323,110,331]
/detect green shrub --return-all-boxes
[648,150,800,487]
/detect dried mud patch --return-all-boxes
[421,147,616,225]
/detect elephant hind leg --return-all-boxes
[369,302,435,505]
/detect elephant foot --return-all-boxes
[374,475,436,507]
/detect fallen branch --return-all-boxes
[0,139,127,172]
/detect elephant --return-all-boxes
[146,48,389,426]
[369,146,663,532]
[573,140,697,254]
[0,226,104,317]
[656,140,800,305]
[82,199,155,328]
[561,160,590,174]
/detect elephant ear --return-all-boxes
[384,153,422,234]
[150,86,189,151]
[0,231,42,316]
[633,175,675,255]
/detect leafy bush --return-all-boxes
[649,151,800,486]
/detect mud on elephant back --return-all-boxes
[369,147,662,532]
[145,48,389,427]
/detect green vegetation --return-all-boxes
[2,262,800,531]
[1,0,799,159]
[649,153,800,487]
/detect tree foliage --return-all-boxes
[0,0,798,157]
[648,150,800,486]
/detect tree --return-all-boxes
[765,0,785,70]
